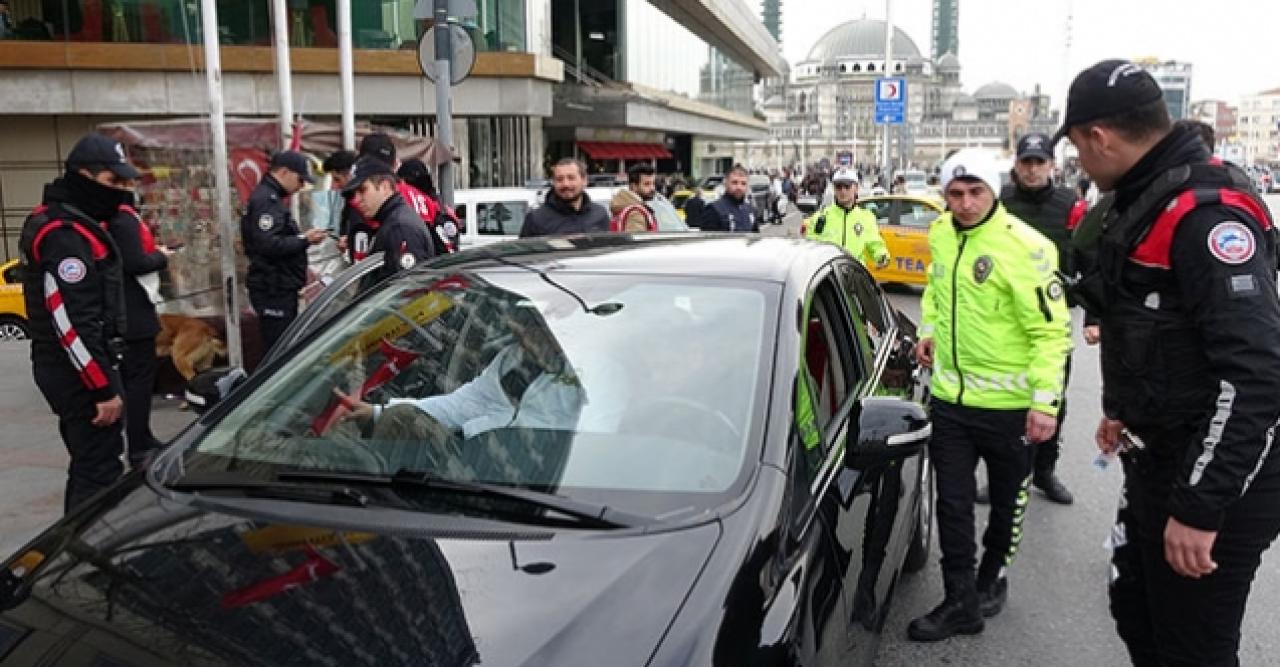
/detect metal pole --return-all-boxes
[882,0,893,182]
[573,0,583,84]
[200,0,242,368]
[434,0,455,208]
[338,0,355,150]
[270,0,294,149]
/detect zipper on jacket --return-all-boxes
[950,235,968,406]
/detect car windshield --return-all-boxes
[179,270,776,520]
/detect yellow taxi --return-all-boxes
[669,188,696,220]
[0,258,29,341]
[855,195,944,287]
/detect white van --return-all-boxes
[451,188,539,248]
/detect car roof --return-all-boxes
[428,234,842,283]
[859,194,943,207]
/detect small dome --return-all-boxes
[805,19,922,63]
[974,81,1019,100]
[937,52,960,71]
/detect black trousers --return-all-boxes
[120,336,161,465]
[1033,355,1072,478]
[33,357,125,514]
[251,292,298,355]
[929,397,1035,583]
[1110,435,1280,667]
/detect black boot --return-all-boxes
[977,577,1008,618]
[1033,472,1074,505]
[907,573,984,642]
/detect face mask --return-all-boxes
[64,170,132,220]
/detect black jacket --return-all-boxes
[683,194,706,227]
[698,194,758,233]
[367,193,436,284]
[19,181,126,402]
[1000,177,1078,274]
[519,192,610,238]
[1096,125,1280,531]
[106,205,166,340]
[241,175,308,297]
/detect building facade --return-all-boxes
[1238,88,1280,165]
[1138,59,1193,121]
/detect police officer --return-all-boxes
[992,132,1086,505]
[20,134,133,513]
[1058,59,1280,666]
[345,156,435,286]
[697,165,758,232]
[241,150,327,353]
[804,168,890,269]
[908,148,1072,642]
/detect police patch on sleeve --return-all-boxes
[57,257,87,283]
[399,253,417,270]
[258,214,275,232]
[1207,221,1255,265]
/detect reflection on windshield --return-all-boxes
[184,271,775,516]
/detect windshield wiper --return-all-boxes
[276,469,648,529]
[166,476,371,508]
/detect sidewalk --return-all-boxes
[0,342,195,557]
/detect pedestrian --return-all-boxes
[803,168,890,269]
[519,158,609,238]
[610,163,657,232]
[697,165,758,232]
[344,155,436,286]
[989,131,1087,506]
[908,147,1073,642]
[347,133,454,257]
[682,187,707,227]
[240,150,327,354]
[105,189,175,468]
[398,158,461,251]
[1056,58,1280,666]
[19,134,133,513]
[322,150,357,256]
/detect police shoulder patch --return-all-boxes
[57,257,87,284]
[1207,221,1255,265]
[399,253,417,270]
[258,214,275,232]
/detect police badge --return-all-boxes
[258,214,274,231]
[973,255,993,283]
[854,223,864,236]
[399,253,417,270]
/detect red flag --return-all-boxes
[310,339,422,435]
[220,547,339,610]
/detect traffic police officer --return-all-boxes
[1059,59,1280,666]
[20,134,133,513]
[344,156,436,286]
[995,132,1086,505]
[697,165,758,232]
[909,148,1073,642]
[804,168,891,269]
[241,150,326,353]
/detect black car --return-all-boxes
[0,235,933,666]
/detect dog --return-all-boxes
[156,314,228,381]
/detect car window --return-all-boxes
[181,272,778,519]
[899,202,940,228]
[857,199,895,226]
[835,260,891,361]
[796,274,861,478]
[477,201,528,236]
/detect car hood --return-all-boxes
[0,476,722,667]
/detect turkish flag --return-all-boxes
[310,339,423,436]
[230,148,270,204]
[220,547,339,610]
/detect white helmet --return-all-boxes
[939,148,1002,196]
[832,168,861,185]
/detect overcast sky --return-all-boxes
[781,0,1280,107]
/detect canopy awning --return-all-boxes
[577,141,673,161]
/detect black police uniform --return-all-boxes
[1000,176,1080,488]
[105,202,168,465]
[1087,125,1280,666]
[365,193,436,286]
[698,194,758,232]
[20,176,128,514]
[241,174,308,353]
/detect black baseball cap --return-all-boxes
[66,134,140,179]
[359,132,397,166]
[268,150,315,183]
[1016,133,1055,161]
[343,155,396,195]
[1052,59,1164,145]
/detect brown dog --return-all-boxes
[156,314,228,380]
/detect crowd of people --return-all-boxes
[11,56,1280,667]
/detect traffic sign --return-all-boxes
[875,77,906,126]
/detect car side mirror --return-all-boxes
[846,396,931,466]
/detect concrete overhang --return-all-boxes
[548,83,767,140]
[646,0,785,79]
